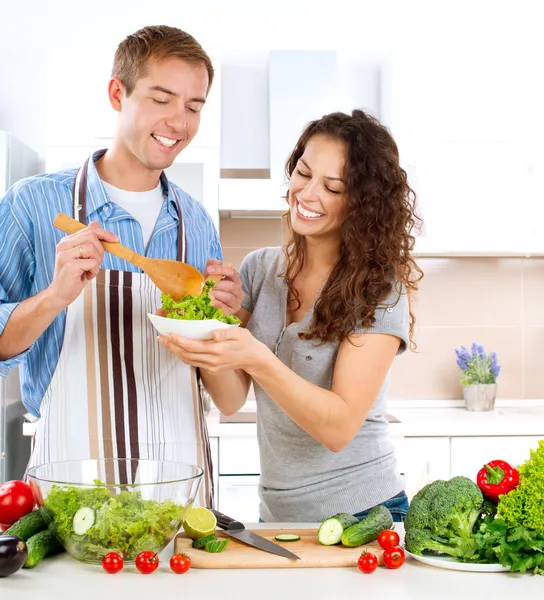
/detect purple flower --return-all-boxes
[490,352,501,378]
[455,346,471,370]
[455,343,500,384]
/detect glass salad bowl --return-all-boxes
[26,459,203,564]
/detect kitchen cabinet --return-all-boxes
[386,51,544,256]
[450,436,542,479]
[218,430,260,475]
[218,475,260,524]
[218,179,286,214]
[402,437,451,501]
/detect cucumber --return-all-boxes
[73,507,95,536]
[23,529,63,568]
[274,534,301,542]
[2,510,48,541]
[341,506,393,548]
[317,513,359,546]
[204,539,229,553]
[192,534,216,549]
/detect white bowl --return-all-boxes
[147,313,239,340]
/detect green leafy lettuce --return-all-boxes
[470,441,544,575]
[161,279,240,325]
[42,482,186,562]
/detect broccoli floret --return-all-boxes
[405,476,484,561]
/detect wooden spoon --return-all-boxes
[53,212,206,299]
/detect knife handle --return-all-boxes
[210,508,244,530]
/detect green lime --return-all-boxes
[183,507,217,540]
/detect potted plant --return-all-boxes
[454,343,501,411]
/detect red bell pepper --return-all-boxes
[476,459,520,503]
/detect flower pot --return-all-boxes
[462,383,497,412]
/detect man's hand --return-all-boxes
[204,258,244,315]
[47,221,119,310]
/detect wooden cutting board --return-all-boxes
[174,528,383,569]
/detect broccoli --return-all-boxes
[404,476,485,560]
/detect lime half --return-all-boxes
[183,507,217,540]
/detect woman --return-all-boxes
[159,109,423,523]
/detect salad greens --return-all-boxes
[42,482,186,562]
[161,279,240,325]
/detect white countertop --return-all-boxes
[24,399,544,439]
[206,399,544,438]
[3,524,541,599]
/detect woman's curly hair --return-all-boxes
[282,109,423,348]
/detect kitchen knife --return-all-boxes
[210,509,300,560]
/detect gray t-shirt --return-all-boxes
[239,247,410,522]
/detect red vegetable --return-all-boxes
[383,546,405,569]
[135,551,159,575]
[170,552,191,574]
[357,550,378,574]
[0,480,35,526]
[102,552,124,574]
[476,459,520,502]
[377,529,400,550]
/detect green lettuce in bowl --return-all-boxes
[161,280,241,325]
[27,459,203,564]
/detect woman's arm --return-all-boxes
[248,333,400,452]
[197,308,253,416]
[159,326,400,452]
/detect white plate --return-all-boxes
[405,549,510,572]
[148,313,239,340]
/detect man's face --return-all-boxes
[113,57,209,171]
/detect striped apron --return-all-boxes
[28,154,213,507]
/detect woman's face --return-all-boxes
[288,134,347,240]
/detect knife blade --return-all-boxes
[210,509,300,560]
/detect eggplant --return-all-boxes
[0,536,28,577]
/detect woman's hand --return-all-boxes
[158,326,269,374]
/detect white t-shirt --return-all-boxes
[101,180,165,248]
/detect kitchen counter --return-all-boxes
[24,399,544,439]
[3,524,542,599]
[206,399,544,438]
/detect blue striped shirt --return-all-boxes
[0,153,222,417]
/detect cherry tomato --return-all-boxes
[377,529,400,550]
[170,552,191,574]
[357,550,378,574]
[0,480,35,526]
[135,551,160,574]
[102,552,124,574]
[383,546,405,569]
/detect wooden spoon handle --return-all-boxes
[53,212,145,268]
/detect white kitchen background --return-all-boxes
[1,0,543,520]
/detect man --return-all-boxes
[0,25,242,505]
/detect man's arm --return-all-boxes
[0,209,119,361]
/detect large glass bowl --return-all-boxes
[26,459,203,564]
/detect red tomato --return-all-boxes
[383,546,405,569]
[0,480,35,525]
[170,552,191,574]
[135,551,159,574]
[357,550,378,574]
[377,529,400,550]
[102,552,124,574]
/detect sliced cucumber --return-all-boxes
[192,534,216,549]
[274,534,301,542]
[204,539,229,553]
[318,513,359,546]
[73,507,95,536]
